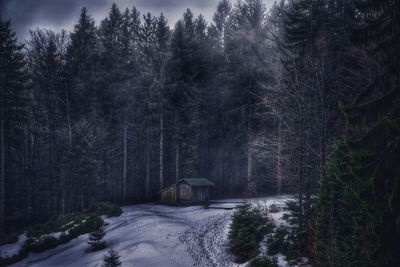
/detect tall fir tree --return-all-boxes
[0,17,27,236]
[341,0,400,265]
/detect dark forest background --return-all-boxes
[1,0,399,266]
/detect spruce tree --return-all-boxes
[65,7,98,118]
[225,0,271,194]
[26,29,68,217]
[316,142,369,267]
[102,248,121,267]
[88,226,106,251]
[63,7,100,212]
[341,0,400,265]
[0,17,27,236]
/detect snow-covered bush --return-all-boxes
[24,235,59,253]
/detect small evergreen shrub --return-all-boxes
[93,203,123,218]
[88,227,106,251]
[250,256,279,267]
[229,203,269,263]
[68,215,104,238]
[24,235,58,253]
[102,248,121,267]
[267,226,289,255]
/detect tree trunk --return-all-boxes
[159,113,164,190]
[62,88,72,214]
[277,121,283,195]
[145,141,150,200]
[0,85,5,235]
[247,134,253,193]
[298,113,304,228]
[122,120,128,202]
[66,89,72,151]
[175,143,180,182]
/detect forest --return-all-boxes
[0,0,399,266]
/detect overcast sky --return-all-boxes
[1,0,276,41]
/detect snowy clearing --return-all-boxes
[7,195,292,267]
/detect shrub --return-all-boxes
[68,215,104,238]
[93,203,123,218]
[2,212,106,266]
[269,204,282,213]
[23,215,104,255]
[88,227,106,251]
[267,226,288,255]
[229,203,269,263]
[102,248,121,267]
[250,256,279,267]
[24,235,59,253]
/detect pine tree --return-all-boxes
[63,7,100,213]
[102,248,121,267]
[26,29,68,218]
[66,7,98,118]
[97,3,126,202]
[341,0,400,265]
[209,0,232,52]
[167,10,204,180]
[88,226,106,251]
[225,0,271,194]
[0,16,27,236]
[316,142,369,267]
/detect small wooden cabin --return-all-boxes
[160,178,215,205]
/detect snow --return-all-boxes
[276,253,290,267]
[48,232,65,239]
[6,195,293,267]
[0,233,27,258]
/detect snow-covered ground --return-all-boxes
[6,195,292,267]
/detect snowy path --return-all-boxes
[9,195,292,267]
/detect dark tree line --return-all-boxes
[0,1,276,234]
[260,0,399,266]
[1,1,399,266]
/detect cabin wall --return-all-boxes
[161,181,213,204]
[160,185,177,203]
[192,186,210,202]
[178,183,191,201]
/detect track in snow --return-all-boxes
[180,212,235,267]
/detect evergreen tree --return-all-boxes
[167,10,203,180]
[97,3,126,202]
[102,248,121,267]
[66,7,98,118]
[0,17,27,236]
[26,29,68,218]
[341,0,400,265]
[316,142,369,267]
[88,226,106,251]
[209,0,232,52]
[225,0,272,194]
[63,7,101,212]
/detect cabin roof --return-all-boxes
[178,178,215,187]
